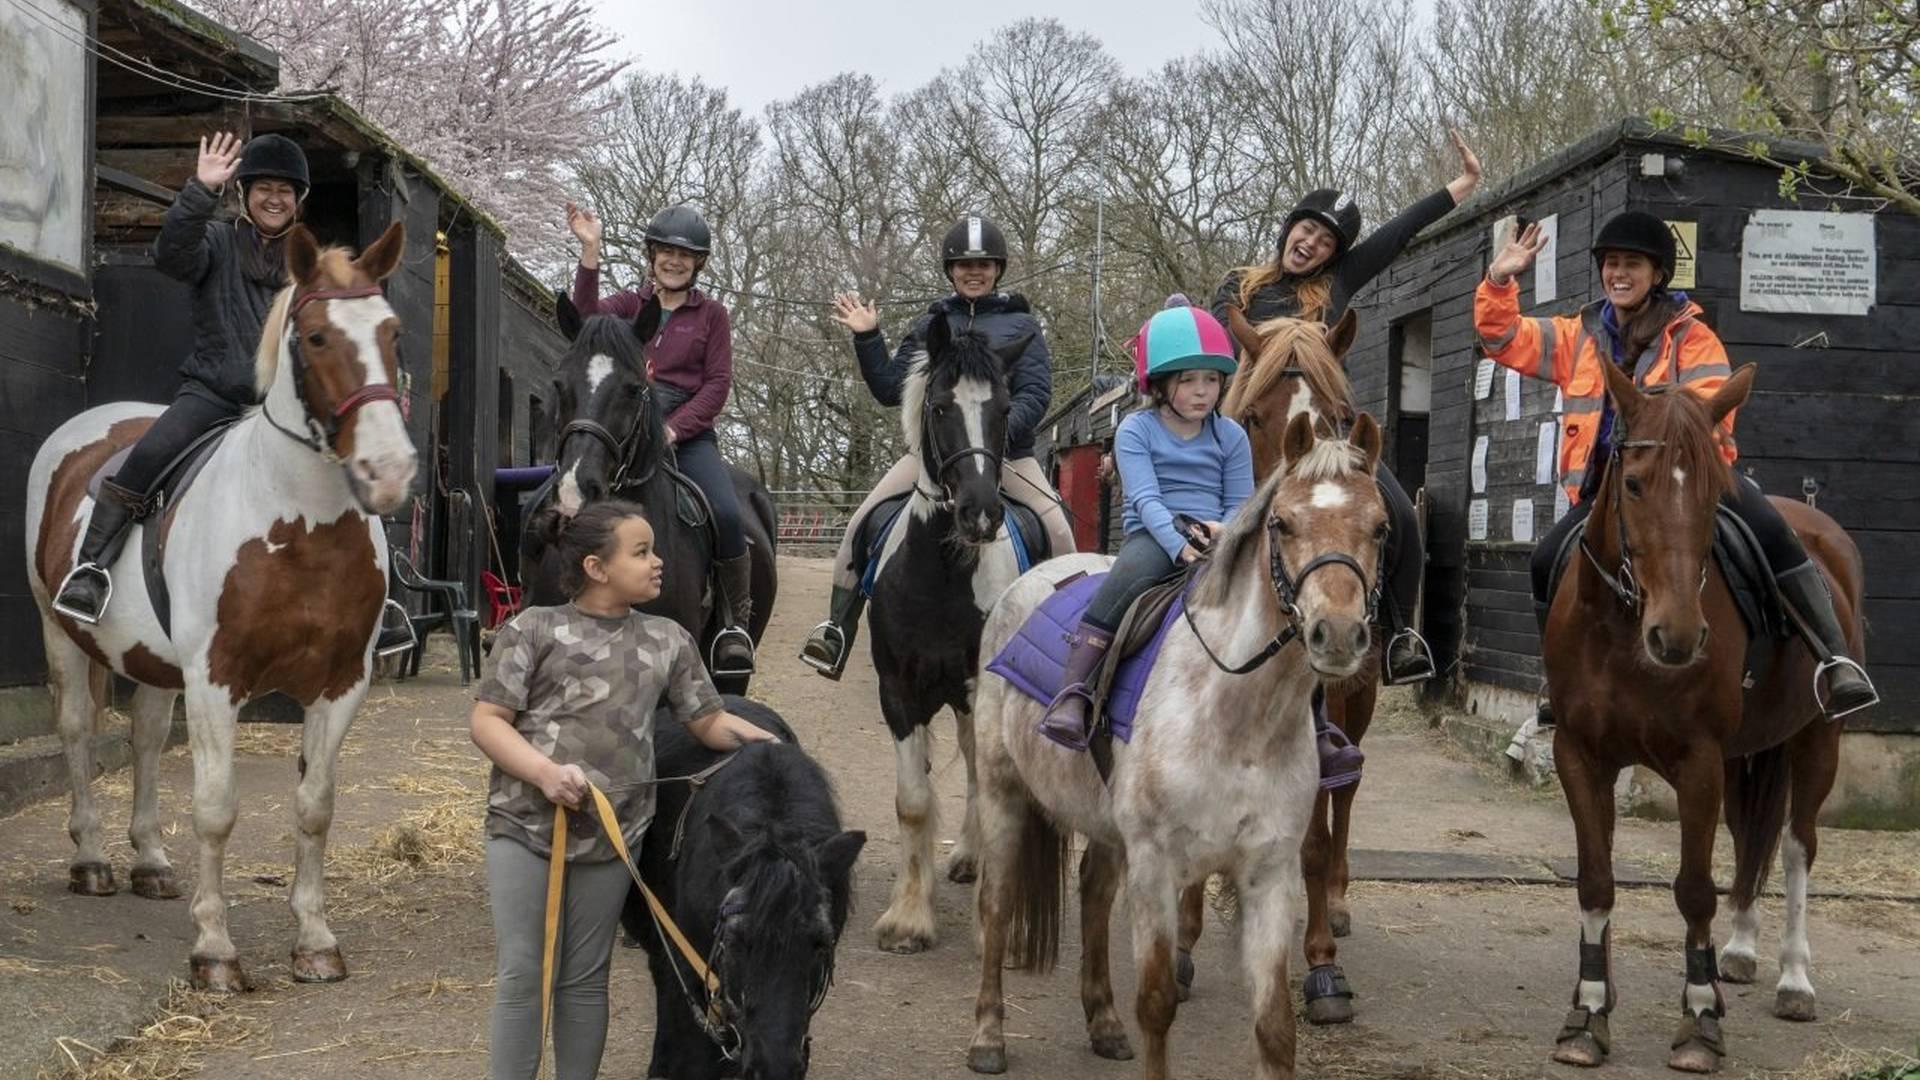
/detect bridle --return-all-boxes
[1184,507,1385,675]
[914,384,1005,510]
[262,285,400,463]
[1579,395,1711,612]
[557,374,658,492]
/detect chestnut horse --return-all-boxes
[25,224,416,991]
[1546,360,1852,1073]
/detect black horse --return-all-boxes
[521,295,778,695]
[628,697,865,1080]
[864,316,1033,953]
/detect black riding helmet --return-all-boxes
[1592,211,1676,287]
[644,205,712,254]
[941,214,1008,279]
[235,134,310,201]
[1283,188,1362,259]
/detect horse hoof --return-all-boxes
[1306,995,1355,1025]
[1551,1034,1607,1068]
[1329,908,1352,938]
[189,955,250,994]
[1174,949,1195,1002]
[947,854,979,884]
[1667,1044,1723,1073]
[130,866,182,900]
[876,919,935,954]
[68,862,117,896]
[1090,1032,1134,1060]
[291,946,349,983]
[966,1044,1008,1074]
[1719,952,1757,984]
[1774,988,1816,1022]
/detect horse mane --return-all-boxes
[254,247,362,394]
[572,312,669,482]
[1191,435,1367,611]
[1609,386,1733,508]
[1223,316,1354,426]
[899,321,1003,460]
[713,742,856,939]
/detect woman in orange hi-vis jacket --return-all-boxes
[1478,211,1876,723]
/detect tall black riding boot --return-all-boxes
[51,481,144,625]
[709,553,757,678]
[1776,562,1879,719]
[800,585,866,681]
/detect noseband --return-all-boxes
[1184,511,1385,674]
[263,285,401,463]
[557,376,656,491]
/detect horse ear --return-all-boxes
[632,294,662,345]
[1281,409,1317,468]
[554,290,583,342]
[922,312,953,359]
[994,332,1034,368]
[1599,354,1644,426]
[286,224,321,285]
[1226,306,1263,361]
[1348,410,1383,472]
[354,220,405,282]
[815,830,867,884]
[1325,308,1359,361]
[1707,363,1757,426]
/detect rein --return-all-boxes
[262,285,401,463]
[914,391,1005,510]
[1182,514,1383,675]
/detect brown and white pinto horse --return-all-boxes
[967,413,1391,1080]
[1546,360,1851,1073]
[24,224,416,992]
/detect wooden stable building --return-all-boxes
[0,0,566,737]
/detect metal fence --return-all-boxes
[768,491,867,555]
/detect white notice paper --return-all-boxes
[1505,369,1522,420]
[1553,387,1563,414]
[1511,499,1535,543]
[1469,499,1489,541]
[1474,358,1496,399]
[1536,421,1557,485]
[1553,486,1571,522]
[1471,435,1489,493]
[1534,214,1559,303]
[1740,210,1877,315]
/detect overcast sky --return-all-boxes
[587,0,1232,113]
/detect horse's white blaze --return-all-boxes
[586,353,613,394]
[556,462,585,515]
[1778,834,1814,997]
[1672,466,1687,488]
[1287,381,1316,426]
[1310,482,1349,509]
[327,297,416,510]
[1577,908,1611,1010]
[954,376,995,478]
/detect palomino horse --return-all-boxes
[1208,309,1376,1024]
[25,224,416,990]
[866,314,1032,954]
[520,294,778,695]
[967,412,1391,1080]
[1547,361,1853,1073]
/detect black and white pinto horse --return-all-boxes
[521,295,777,694]
[866,315,1032,953]
[630,697,865,1080]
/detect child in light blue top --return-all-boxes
[1037,303,1250,751]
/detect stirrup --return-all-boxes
[373,599,417,659]
[1381,627,1436,685]
[709,625,756,679]
[1813,656,1879,720]
[799,621,848,677]
[51,563,112,625]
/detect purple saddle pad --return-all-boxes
[984,572,1185,743]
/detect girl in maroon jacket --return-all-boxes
[565,202,755,675]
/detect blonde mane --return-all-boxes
[1223,317,1355,427]
[253,248,362,394]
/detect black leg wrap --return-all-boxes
[1579,938,1609,983]
[1302,963,1353,1002]
[1685,943,1719,989]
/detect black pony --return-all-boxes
[521,295,777,694]
[628,697,865,1080]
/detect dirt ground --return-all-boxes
[6,555,1920,1079]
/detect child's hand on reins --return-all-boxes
[540,762,589,809]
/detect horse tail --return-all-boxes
[1727,742,1792,907]
[1004,804,1068,974]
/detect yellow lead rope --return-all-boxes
[538,783,720,1075]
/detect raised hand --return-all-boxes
[831,292,879,334]
[1488,221,1549,285]
[566,202,602,247]
[1445,127,1483,203]
[197,132,243,190]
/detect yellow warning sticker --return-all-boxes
[1667,220,1698,289]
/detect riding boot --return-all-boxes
[800,585,866,681]
[52,480,145,625]
[709,553,757,679]
[1776,562,1879,719]
[1313,687,1364,788]
[1532,599,1556,728]
[1381,621,1437,685]
[1037,631,1112,752]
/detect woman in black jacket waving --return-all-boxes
[53,132,311,623]
[1211,129,1482,686]
[800,214,1074,679]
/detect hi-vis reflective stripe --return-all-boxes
[1531,318,1559,379]
[1565,394,1604,414]
[967,215,983,252]
[540,786,718,1077]
[1481,324,1520,352]
[1680,360,1732,384]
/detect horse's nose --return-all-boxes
[1644,623,1704,667]
[1306,616,1368,676]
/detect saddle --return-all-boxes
[1547,506,1802,754]
[86,419,238,638]
[856,492,1047,596]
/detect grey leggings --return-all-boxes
[487,835,633,1080]
[1084,531,1181,633]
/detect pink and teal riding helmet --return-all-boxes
[1132,297,1238,392]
